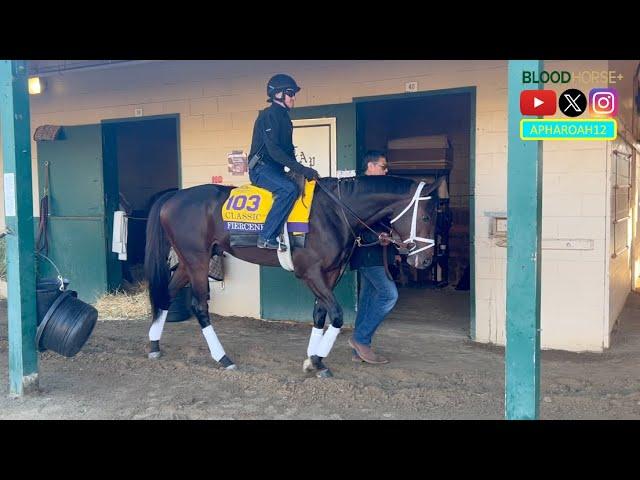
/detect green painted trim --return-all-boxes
[1,60,39,396]
[101,113,179,125]
[175,115,183,189]
[36,124,110,302]
[353,87,477,104]
[505,60,543,420]
[468,88,477,341]
[101,123,122,291]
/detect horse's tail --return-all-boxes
[144,190,178,319]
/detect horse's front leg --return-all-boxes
[303,268,343,378]
[302,300,328,373]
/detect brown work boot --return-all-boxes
[348,337,389,364]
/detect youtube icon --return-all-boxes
[520,90,557,116]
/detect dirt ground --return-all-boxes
[2,287,640,420]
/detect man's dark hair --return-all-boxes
[363,150,386,167]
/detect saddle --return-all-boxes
[221,180,317,249]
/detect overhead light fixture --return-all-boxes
[28,77,44,95]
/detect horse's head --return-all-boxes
[388,178,441,270]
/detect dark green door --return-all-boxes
[36,124,120,303]
[260,103,358,324]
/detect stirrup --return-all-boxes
[257,238,280,249]
[277,234,287,252]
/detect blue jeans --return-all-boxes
[249,162,299,241]
[353,266,399,347]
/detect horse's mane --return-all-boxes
[318,175,415,196]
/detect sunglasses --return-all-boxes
[283,88,297,97]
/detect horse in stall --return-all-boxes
[144,175,441,378]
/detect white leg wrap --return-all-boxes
[202,325,226,362]
[148,310,168,341]
[316,325,341,358]
[306,327,324,357]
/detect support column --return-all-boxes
[505,60,543,419]
[1,60,38,396]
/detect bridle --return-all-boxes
[389,181,436,256]
[316,179,436,256]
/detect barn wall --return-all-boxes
[0,60,626,351]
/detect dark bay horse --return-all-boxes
[144,175,441,377]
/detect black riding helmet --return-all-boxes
[266,74,301,104]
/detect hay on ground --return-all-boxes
[94,281,151,320]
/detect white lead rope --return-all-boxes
[390,181,436,256]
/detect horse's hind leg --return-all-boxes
[148,263,189,359]
[184,252,236,370]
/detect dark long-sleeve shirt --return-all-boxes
[248,102,305,174]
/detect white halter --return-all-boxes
[390,181,436,256]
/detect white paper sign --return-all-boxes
[227,150,248,176]
[3,173,16,217]
[292,118,337,178]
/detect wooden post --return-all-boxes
[505,60,543,419]
[1,60,38,396]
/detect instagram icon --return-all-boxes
[589,88,618,117]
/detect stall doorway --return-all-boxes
[102,115,181,284]
[355,89,475,336]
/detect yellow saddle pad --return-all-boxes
[222,180,316,235]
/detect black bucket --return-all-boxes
[36,278,70,326]
[36,290,98,357]
[166,285,193,323]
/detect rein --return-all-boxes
[314,179,389,245]
[314,178,435,256]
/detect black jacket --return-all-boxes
[248,102,305,174]
[349,226,396,270]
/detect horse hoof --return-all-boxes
[316,368,333,379]
[303,358,314,373]
[225,364,238,371]
[148,351,162,360]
